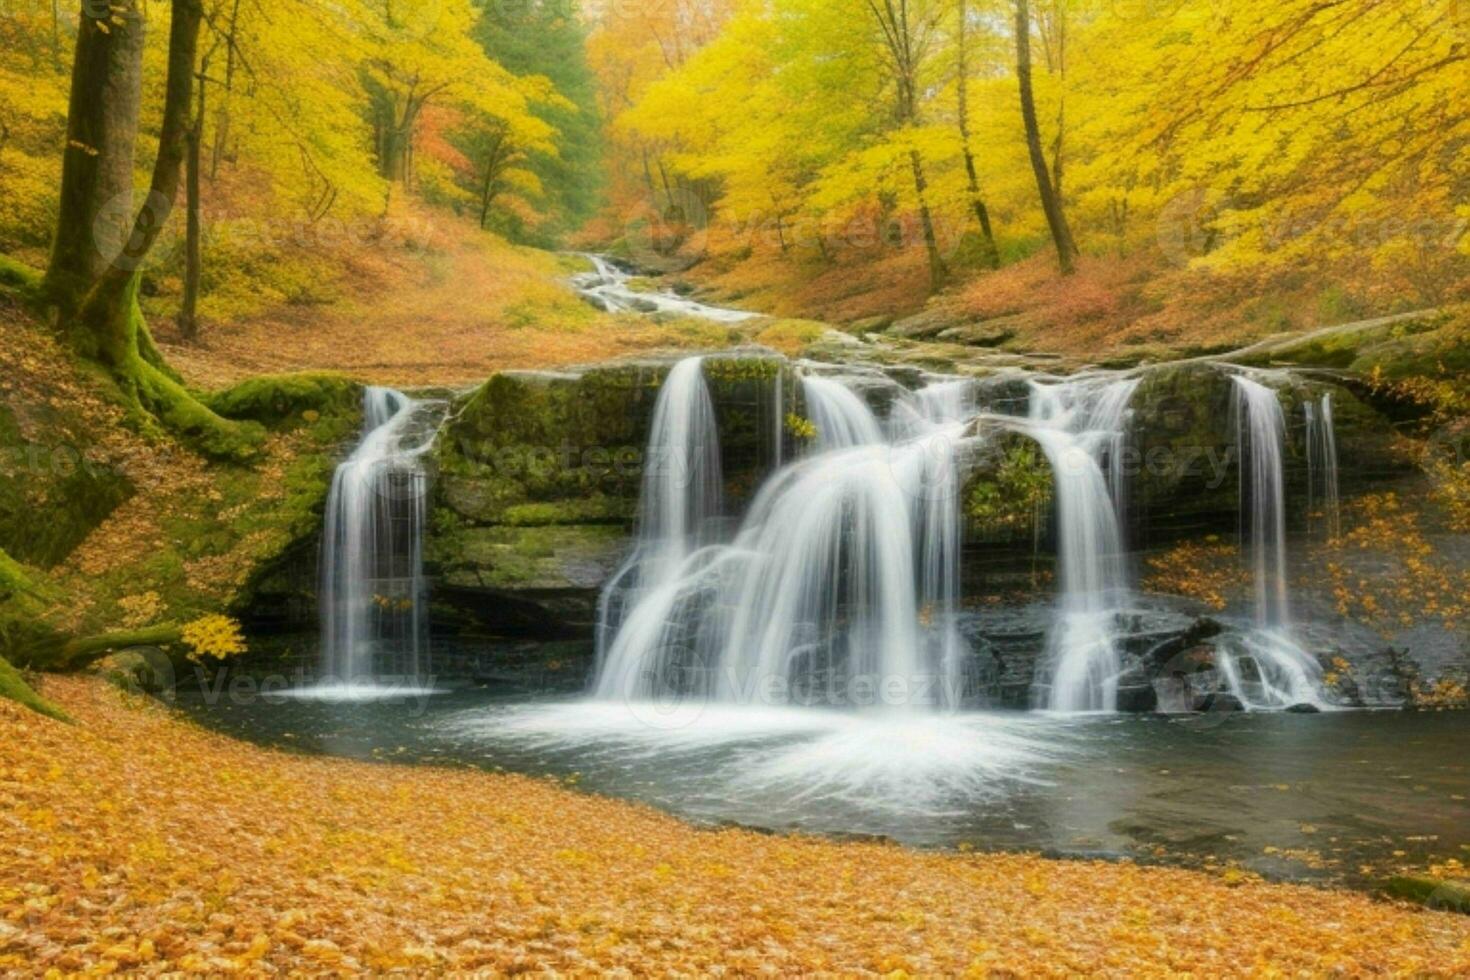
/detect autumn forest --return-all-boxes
[1,0,1469,974]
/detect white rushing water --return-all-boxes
[1024,376,1138,712]
[590,359,1335,716]
[595,358,725,698]
[571,254,757,323]
[1227,373,1325,709]
[594,359,972,709]
[1305,393,1341,540]
[318,387,441,691]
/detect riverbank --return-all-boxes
[4,678,1467,975]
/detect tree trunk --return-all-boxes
[179,59,208,341]
[73,0,201,366]
[909,150,947,290]
[44,0,145,315]
[1015,0,1077,275]
[60,0,259,461]
[957,0,999,268]
[478,135,506,228]
[379,124,406,181]
[209,0,241,179]
[50,0,62,69]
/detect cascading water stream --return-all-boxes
[1225,373,1325,709]
[319,387,441,688]
[1305,393,1341,540]
[1024,376,1138,712]
[594,357,724,698]
[802,375,885,451]
[594,363,971,709]
[590,356,1341,717]
[570,254,757,323]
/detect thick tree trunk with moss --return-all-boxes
[1016,0,1077,275]
[58,624,183,671]
[52,0,261,461]
[43,0,145,315]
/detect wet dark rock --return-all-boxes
[1198,691,1246,713]
[937,322,1017,348]
[1285,702,1322,713]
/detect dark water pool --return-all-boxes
[177,688,1469,887]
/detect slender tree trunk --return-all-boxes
[478,136,505,228]
[209,0,241,179]
[865,0,947,289]
[957,0,999,268]
[655,155,676,212]
[1050,6,1067,202]
[179,60,208,341]
[44,0,145,315]
[375,97,414,182]
[50,0,62,68]
[909,150,947,289]
[640,146,658,198]
[1015,0,1077,275]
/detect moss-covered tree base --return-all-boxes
[0,653,70,722]
[70,275,267,463]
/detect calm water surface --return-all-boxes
[178,688,1469,887]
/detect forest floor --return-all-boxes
[4,677,1469,975]
[147,207,745,390]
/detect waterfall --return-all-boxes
[1233,376,1291,628]
[594,369,970,709]
[594,358,724,696]
[802,375,885,450]
[320,387,438,685]
[1305,394,1341,539]
[1026,377,1137,712]
[1225,374,1324,709]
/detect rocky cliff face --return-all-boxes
[426,354,794,655]
[412,344,1466,708]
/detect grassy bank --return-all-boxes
[3,677,1468,974]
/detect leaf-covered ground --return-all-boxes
[4,678,1469,975]
[152,211,745,390]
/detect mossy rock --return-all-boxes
[441,367,657,524]
[95,647,176,696]
[430,524,627,591]
[0,387,135,568]
[500,496,634,526]
[1382,875,1470,914]
[0,549,65,667]
[439,356,790,523]
[206,372,362,428]
[1239,308,1467,381]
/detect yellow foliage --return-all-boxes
[179,615,247,663]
